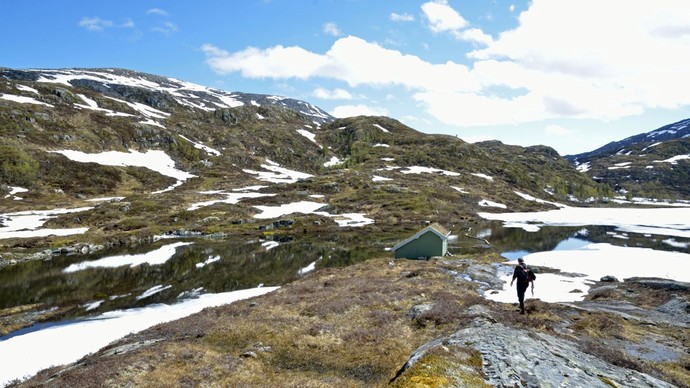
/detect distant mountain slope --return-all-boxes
[0,68,333,125]
[565,118,690,200]
[0,67,611,256]
[566,118,690,162]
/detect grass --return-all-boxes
[26,257,491,386]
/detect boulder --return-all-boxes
[406,303,433,320]
[600,275,619,282]
[625,278,690,291]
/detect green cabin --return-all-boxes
[393,223,450,259]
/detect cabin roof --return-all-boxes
[393,223,451,251]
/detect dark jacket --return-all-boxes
[512,264,533,288]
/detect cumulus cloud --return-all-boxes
[421,0,468,32]
[390,12,414,22]
[201,0,690,128]
[420,0,492,45]
[331,104,388,118]
[323,22,342,37]
[312,87,353,100]
[202,36,479,92]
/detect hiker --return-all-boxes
[510,258,535,314]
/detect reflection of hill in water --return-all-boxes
[0,234,389,321]
[453,221,689,258]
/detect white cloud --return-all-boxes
[331,104,389,118]
[323,22,342,37]
[147,8,169,16]
[202,43,330,79]
[203,36,479,92]
[79,17,114,32]
[312,87,353,100]
[421,1,492,46]
[390,12,414,22]
[455,28,493,46]
[421,0,468,32]
[202,1,690,129]
[79,16,134,31]
[152,22,178,35]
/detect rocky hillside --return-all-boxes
[566,119,690,200]
[2,68,688,387]
[0,67,611,260]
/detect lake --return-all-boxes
[1,205,689,385]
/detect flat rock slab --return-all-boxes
[400,317,674,387]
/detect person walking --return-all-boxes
[510,258,535,314]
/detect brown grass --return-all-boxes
[19,256,688,387]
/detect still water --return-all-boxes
[0,222,687,334]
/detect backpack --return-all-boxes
[518,266,536,282]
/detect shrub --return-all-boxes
[0,146,38,186]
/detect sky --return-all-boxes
[3,0,690,155]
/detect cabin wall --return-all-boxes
[394,231,446,259]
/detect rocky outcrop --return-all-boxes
[394,308,675,387]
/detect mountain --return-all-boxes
[0,67,609,255]
[2,68,687,387]
[565,119,690,200]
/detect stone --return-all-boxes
[406,303,433,320]
[625,278,690,291]
[239,351,257,358]
[600,275,619,282]
[588,285,618,299]
[392,320,674,387]
[656,295,689,315]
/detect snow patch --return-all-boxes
[400,166,460,176]
[478,199,507,209]
[178,134,221,156]
[471,173,493,181]
[243,160,313,184]
[1,94,53,107]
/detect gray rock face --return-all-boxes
[396,316,674,387]
[625,278,690,291]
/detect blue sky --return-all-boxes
[3,0,690,155]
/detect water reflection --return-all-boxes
[0,234,388,323]
[1,222,687,330]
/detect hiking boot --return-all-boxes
[520,310,525,315]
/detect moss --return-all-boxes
[599,375,618,387]
[391,346,491,388]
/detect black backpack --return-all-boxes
[519,266,536,282]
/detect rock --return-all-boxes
[588,285,618,299]
[406,303,433,320]
[393,320,674,387]
[239,351,257,358]
[656,295,689,315]
[625,278,690,291]
[600,275,619,282]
